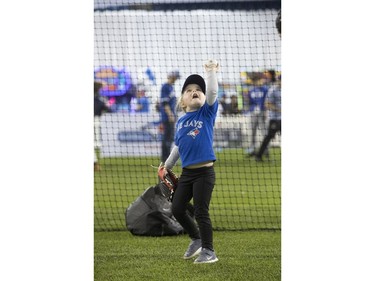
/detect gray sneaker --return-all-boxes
[183,239,202,259]
[194,248,219,264]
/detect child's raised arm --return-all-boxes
[204,59,219,106]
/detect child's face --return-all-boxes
[181,84,206,112]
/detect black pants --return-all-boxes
[257,119,281,158]
[161,121,175,163]
[172,166,215,251]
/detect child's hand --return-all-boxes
[204,59,219,72]
[158,162,167,178]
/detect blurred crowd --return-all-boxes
[94,68,281,116]
[219,69,281,116]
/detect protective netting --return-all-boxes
[94,0,281,231]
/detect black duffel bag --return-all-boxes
[125,184,185,236]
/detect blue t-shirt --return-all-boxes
[160,83,176,122]
[248,86,268,112]
[175,101,219,168]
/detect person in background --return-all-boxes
[246,74,268,156]
[228,94,241,115]
[263,70,277,91]
[253,75,281,161]
[94,81,110,171]
[160,70,180,162]
[135,85,150,113]
[219,93,230,115]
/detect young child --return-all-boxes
[159,60,219,264]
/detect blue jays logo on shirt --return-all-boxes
[187,128,200,139]
[177,119,203,131]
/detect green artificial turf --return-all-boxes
[95,230,281,281]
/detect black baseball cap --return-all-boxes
[181,74,206,95]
